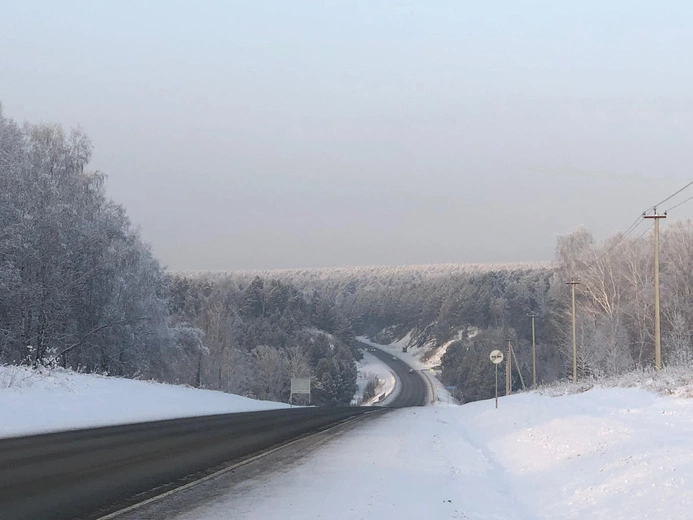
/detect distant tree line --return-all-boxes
[255,226,693,403]
[0,107,356,406]
[254,264,559,402]
[5,106,692,407]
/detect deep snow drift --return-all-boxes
[0,365,287,438]
[171,386,693,520]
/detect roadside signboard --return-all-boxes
[291,378,311,394]
[290,377,311,406]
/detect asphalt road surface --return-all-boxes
[1,346,427,520]
[0,406,383,520]
[360,342,429,407]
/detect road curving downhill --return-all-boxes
[359,342,428,407]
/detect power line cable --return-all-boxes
[615,222,655,260]
[573,181,692,274]
[635,222,654,240]
[586,214,645,268]
[665,193,693,213]
[619,214,646,242]
[583,220,653,275]
[644,180,693,213]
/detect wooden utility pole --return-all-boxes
[505,338,512,396]
[644,209,667,370]
[512,342,527,391]
[527,312,538,387]
[565,280,581,383]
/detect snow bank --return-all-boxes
[0,365,287,438]
[456,387,693,519]
[540,365,693,399]
[176,387,693,520]
[352,351,398,406]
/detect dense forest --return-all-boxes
[3,107,693,406]
[168,275,358,405]
[216,220,693,404]
[221,264,562,402]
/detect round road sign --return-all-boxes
[490,350,504,364]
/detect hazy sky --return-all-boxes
[2,1,693,270]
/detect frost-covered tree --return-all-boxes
[168,273,358,405]
[0,105,174,378]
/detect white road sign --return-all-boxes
[490,350,504,364]
[290,378,311,394]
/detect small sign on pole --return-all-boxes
[290,377,311,406]
[489,350,504,409]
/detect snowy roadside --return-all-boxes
[168,386,693,520]
[539,365,693,399]
[0,365,287,438]
[352,351,398,406]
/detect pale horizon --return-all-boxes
[3,1,693,270]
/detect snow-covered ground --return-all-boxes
[352,351,398,406]
[0,365,287,438]
[171,386,693,520]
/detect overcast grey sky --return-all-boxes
[2,1,693,270]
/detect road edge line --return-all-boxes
[420,369,437,405]
[95,410,383,520]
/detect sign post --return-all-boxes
[489,350,504,409]
[290,377,311,406]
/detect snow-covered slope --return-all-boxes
[352,351,398,406]
[173,386,693,520]
[0,365,288,438]
[359,328,460,377]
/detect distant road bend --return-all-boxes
[0,349,427,520]
[363,342,428,407]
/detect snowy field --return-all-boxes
[171,386,693,520]
[0,365,287,438]
[352,351,398,406]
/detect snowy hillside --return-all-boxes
[177,386,693,520]
[0,366,287,438]
[361,327,474,369]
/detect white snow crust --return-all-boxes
[0,365,287,438]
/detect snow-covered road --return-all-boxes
[159,387,693,520]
